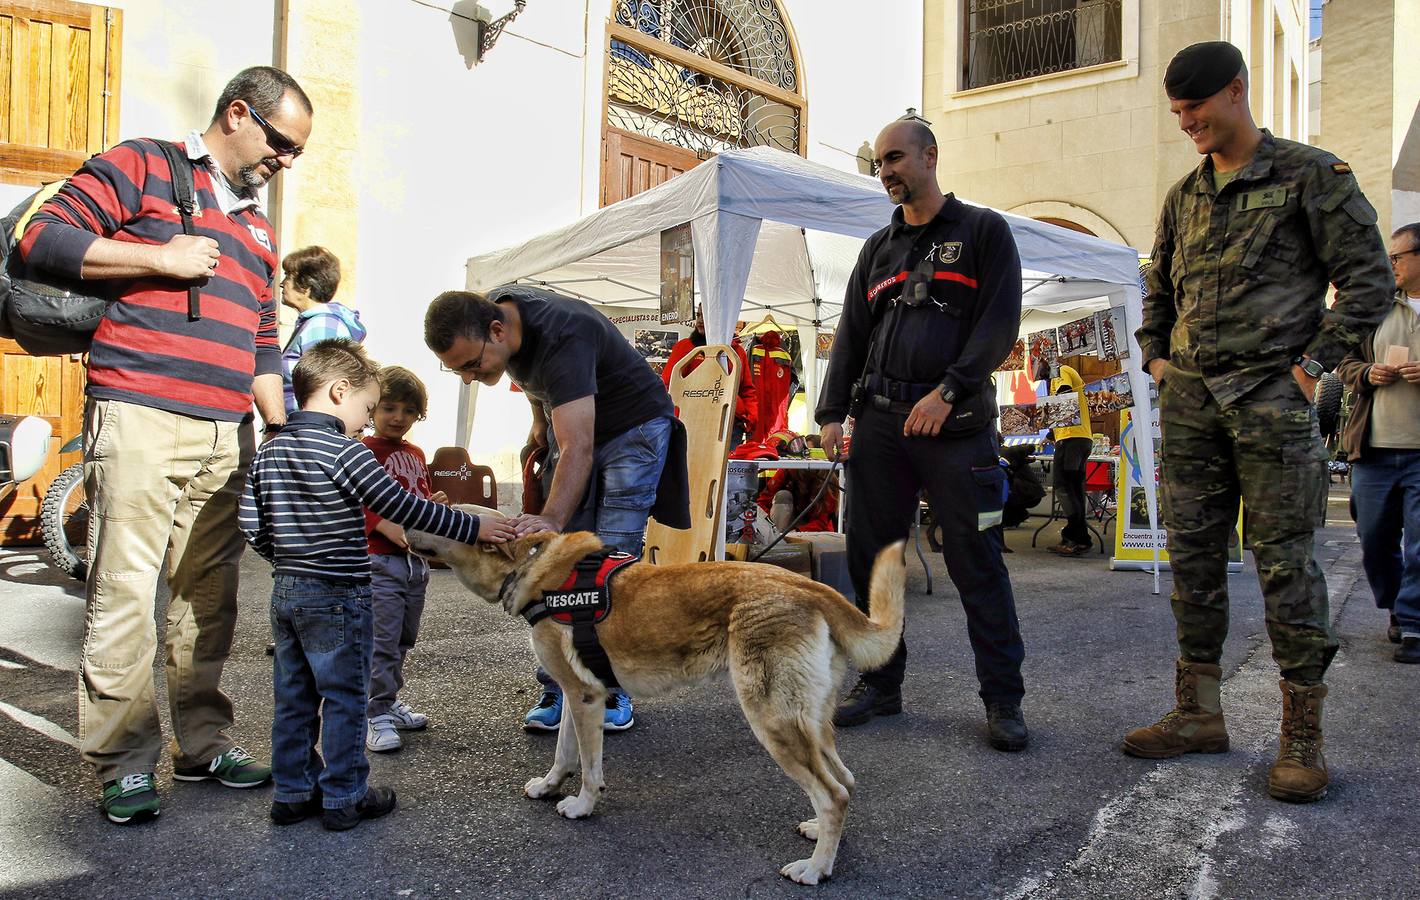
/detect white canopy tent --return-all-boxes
[466,146,1160,588]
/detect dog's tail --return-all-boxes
[825,540,906,672]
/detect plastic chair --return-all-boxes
[428,447,497,510]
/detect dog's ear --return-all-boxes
[479,542,516,561]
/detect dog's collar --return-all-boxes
[496,543,542,611]
[497,569,520,607]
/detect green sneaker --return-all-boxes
[172,746,271,788]
[102,774,160,824]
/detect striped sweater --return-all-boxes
[18,137,281,422]
[239,411,482,581]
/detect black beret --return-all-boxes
[1164,41,1245,100]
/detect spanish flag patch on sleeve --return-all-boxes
[1332,162,1352,174]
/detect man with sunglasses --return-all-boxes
[18,66,313,825]
[1336,223,1420,664]
[424,286,689,733]
[817,118,1029,751]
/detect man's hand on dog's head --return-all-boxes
[508,513,561,538]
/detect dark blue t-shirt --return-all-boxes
[491,285,672,444]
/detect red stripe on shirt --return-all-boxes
[86,364,253,413]
[97,320,254,374]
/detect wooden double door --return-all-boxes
[601,126,703,207]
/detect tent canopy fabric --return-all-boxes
[465,146,1160,588]
[467,146,1142,342]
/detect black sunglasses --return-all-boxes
[247,106,304,159]
[1389,248,1420,265]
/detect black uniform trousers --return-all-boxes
[844,405,1026,704]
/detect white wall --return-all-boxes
[782,0,923,172]
[349,2,592,465]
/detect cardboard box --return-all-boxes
[787,533,855,601]
[746,541,812,577]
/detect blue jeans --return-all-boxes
[1351,448,1420,633]
[537,416,672,697]
[270,575,373,809]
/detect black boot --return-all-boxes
[833,679,902,728]
[323,786,397,831]
[1396,636,1420,664]
[986,702,1029,752]
[1389,614,1402,645]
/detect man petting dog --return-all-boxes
[424,286,689,732]
[818,118,1029,751]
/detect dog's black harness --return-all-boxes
[519,549,638,689]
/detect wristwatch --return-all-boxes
[1292,356,1325,379]
[937,384,957,404]
[262,421,285,434]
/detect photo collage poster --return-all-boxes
[659,223,694,325]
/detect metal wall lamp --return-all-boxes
[478,0,528,61]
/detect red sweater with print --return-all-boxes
[18,138,280,422]
[363,436,435,556]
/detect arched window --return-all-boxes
[603,0,805,204]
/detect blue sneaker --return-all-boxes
[604,690,635,731]
[523,689,563,731]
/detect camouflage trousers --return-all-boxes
[1158,370,1336,684]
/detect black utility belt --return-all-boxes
[864,379,996,437]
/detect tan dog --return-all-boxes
[408,507,905,886]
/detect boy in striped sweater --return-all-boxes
[239,340,513,831]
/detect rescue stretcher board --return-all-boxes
[644,345,737,565]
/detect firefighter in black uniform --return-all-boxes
[818,119,1028,751]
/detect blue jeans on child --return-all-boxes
[536,415,672,695]
[1351,447,1420,635]
[270,574,373,809]
[367,553,429,719]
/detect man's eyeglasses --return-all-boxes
[439,336,488,374]
[1389,248,1420,265]
[247,106,304,159]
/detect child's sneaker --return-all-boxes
[323,786,397,831]
[102,773,159,824]
[523,689,563,731]
[604,690,635,731]
[388,699,428,731]
[172,746,271,788]
[366,715,403,753]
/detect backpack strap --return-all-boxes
[151,140,201,322]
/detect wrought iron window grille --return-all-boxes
[962,0,1123,91]
[607,0,802,156]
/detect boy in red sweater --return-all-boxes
[362,366,447,752]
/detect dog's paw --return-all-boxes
[556,794,596,819]
[780,858,831,885]
[524,774,564,800]
[797,819,819,841]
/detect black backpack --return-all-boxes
[0,139,199,356]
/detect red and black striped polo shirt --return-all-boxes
[18,138,280,422]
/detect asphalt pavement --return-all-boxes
[1,484,1416,899]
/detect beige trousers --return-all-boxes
[80,398,253,782]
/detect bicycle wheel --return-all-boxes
[41,461,88,581]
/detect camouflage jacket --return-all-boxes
[1136,130,1394,407]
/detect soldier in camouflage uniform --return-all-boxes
[1123,42,1394,803]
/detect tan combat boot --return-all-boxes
[1268,680,1328,802]
[1121,659,1230,758]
